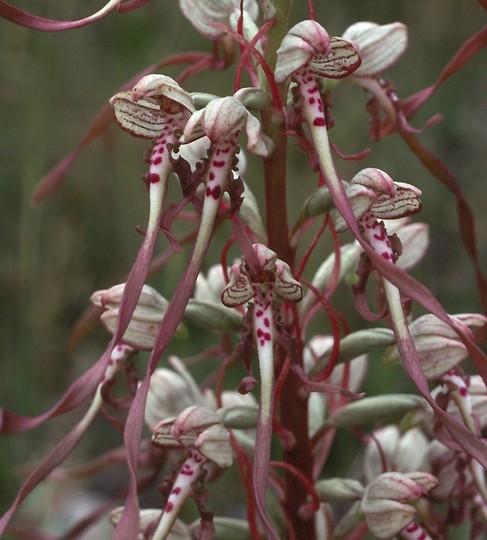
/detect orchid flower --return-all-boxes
[150,406,233,540]
[110,74,195,261]
[334,167,422,264]
[222,242,302,539]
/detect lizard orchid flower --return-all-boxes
[110,74,195,244]
[275,20,363,242]
[151,406,232,539]
[334,167,422,264]
[222,243,302,539]
[107,76,195,360]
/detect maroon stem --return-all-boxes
[279,346,315,539]
[261,115,315,538]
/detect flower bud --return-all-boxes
[179,0,259,40]
[328,394,425,428]
[219,403,259,430]
[384,313,487,380]
[91,283,187,350]
[305,329,395,374]
[366,472,425,501]
[404,471,438,492]
[342,22,408,77]
[99,306,162,350]
[362,497,416,539]
[314,477,364,503]
[213,517,251,540]
[361,471,435,539]
[90,283,167,311]
[184,299,243,333]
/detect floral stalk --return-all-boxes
[222,244,302,539]
[152,450,206,540]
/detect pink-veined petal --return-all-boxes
[309,37,361,79]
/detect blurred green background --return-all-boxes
[0,0,486,537]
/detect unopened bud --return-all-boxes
[384,313,487,380]
[184,299,243,333]
[328,394,425,428]
[91,283,167,311]
[91,283,186,350]
[314,477,364,503]
[361,471,435,539]
[219,404,259,430]
[100,306,162,350]
[213,517,251,540]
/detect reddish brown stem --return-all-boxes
[261,109,315,540]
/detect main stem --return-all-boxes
[261,3,315,538]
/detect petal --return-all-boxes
[131,74,195,114]
[109,92,167,139]
[221,264,253,307]
[334,183,378,232]
[372,182,422,219]
[362,498,415,539]
[350,167,396,196]
[275,261,303,302]
[244,112,273,157]
[179,0,236,39]
[366,472,423,502]
[309,37,361,79]
[275,20,330,83]
[342,21,408,77]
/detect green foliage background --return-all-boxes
[0,0,485,534]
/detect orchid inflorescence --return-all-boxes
[2,1,487,540]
